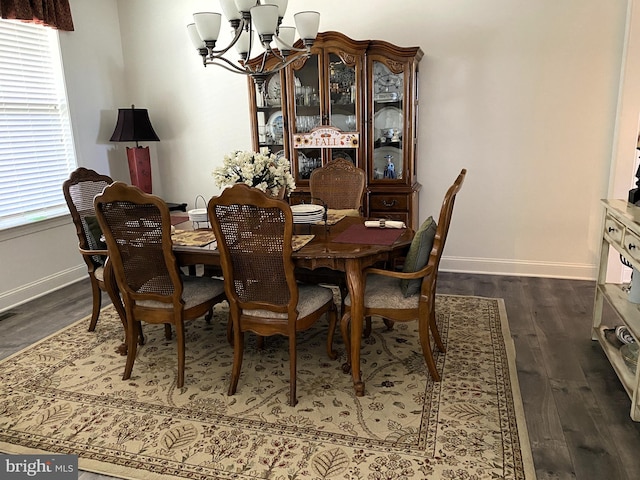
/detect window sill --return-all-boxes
[0,214,72,242]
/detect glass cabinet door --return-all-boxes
[287,47,363,183]
[288,54,321,181]
[252,70,287,157]
[327,53,358,164]
[371,59,405,181]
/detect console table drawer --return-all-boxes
[604,214,624,245]
[623,229,640,264]
[369,194,408,211]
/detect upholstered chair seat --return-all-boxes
[245,284,334,319]
[137,275,226,309]
[93,266,105,283]
[344,274,420,310]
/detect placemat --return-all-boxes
[332,223,405,246]
[292,234,314,251]
[171,229,216,247]
[316,213,346,226]
[171,231,312,250]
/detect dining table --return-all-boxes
[172,215,413,396]
[105,214,414,397]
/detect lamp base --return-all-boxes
[126,146,152,193]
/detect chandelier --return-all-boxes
[187,0,320,90]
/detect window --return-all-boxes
[0,19,77,230]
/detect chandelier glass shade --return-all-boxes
[187,0,320,86]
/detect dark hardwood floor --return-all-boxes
[2,272,640,479]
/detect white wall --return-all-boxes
[0,0,637,311]
[0,0,128,309]
[120,0,630,280]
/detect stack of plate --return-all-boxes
[291,204,324,224]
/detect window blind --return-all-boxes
[0,19,77,230]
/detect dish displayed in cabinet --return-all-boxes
[267,111,284,141]
[331,150,354,163]
[374,92,402,102]
[374,106,403,140]
[267,76,281,105]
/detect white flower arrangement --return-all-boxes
[212,150,296,198]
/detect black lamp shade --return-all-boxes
[110,105,160,143]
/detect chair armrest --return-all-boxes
[79,247,108,257]
[364,264,434,280]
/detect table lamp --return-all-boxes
[110,105,160,193]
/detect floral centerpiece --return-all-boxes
[212,150,296,198]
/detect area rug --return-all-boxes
[0,295,536,479]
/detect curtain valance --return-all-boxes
[0,0,73,31]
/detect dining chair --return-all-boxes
[94,182,226,388]
[309,157,365,216]
[340,169,466,382]
[208,183,338,406]
[300,158,367,316]
[62,167,128,333]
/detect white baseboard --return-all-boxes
[0,266,86,313]
[439,256,598,281]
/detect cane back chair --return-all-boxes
[94,182,226,388]
[62,167,127,332]
[208,183,338,406]
[309,157,365,216]
[302,158,366,314]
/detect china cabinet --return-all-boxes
[247,32,423,229]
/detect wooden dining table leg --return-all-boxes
[345,258,366,396]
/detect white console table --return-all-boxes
[593,198,640,421]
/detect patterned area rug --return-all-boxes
[0,295,535,479]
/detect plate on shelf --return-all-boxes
[374,106,403,140]
[374,92,401,102]
[332,150,354,163]
[267,75,281,105]
[267,111,284,140]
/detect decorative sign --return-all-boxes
[293,126,359,149]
